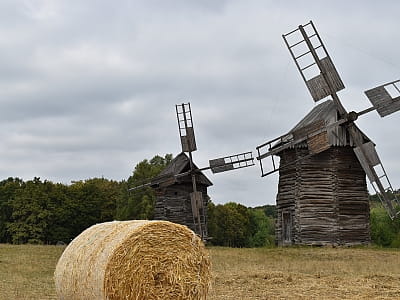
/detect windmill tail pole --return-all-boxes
[128,182,153,192]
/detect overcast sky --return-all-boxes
[0,0,399,207]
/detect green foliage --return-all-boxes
[64,178,120,241]
[2,153,400,249]
[212,202,251,247]
[369,189,400,247]
[253,204,277,219]
[0,154,173,245]
[370,205,400,247]
[390,233,400,248]
[6,178,52,244]
[117,154,172,220]
[248,209,275,247]
[0,177,23,243]
[207,202,275,248]
[3,177,121,244]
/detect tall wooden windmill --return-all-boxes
[130,103,255,239]
[256,21,400,246]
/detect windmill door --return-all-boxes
[282,211,292,244]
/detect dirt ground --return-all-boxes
[0,244,399,299]
[208,247,400,299]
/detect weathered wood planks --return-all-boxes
[154,183,209,239]
[276,146,370,246]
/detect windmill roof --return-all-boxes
[291,100,337,132]
[280,99,372,150]
[154,152,213,187]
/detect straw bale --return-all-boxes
[54,220,211,300]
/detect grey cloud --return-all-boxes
[0,1,398,206]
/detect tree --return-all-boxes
[208,202,277,248]
[7,178,52,244]
[0,177,23,243]
[65,178,120,240]
[45,182,74,244]
[248,209,275,247]
[208,202,252,247]
[118,154,172,220]
[370,206,400,247]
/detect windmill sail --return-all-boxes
[175,103,204,236]
[176,103,197,152]
[209,151,254,174]
[364,80,400,117]
[353,139,400,219]
[282,21,344,102]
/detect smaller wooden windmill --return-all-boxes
[130,103,255,239]
[256,21,400,246]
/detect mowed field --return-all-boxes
[0,244,399,299]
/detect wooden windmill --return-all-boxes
[256,21,400,246]
[130,103,255,239]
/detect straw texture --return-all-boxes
[54,220,211,300]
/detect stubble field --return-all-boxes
[0,244,399,299]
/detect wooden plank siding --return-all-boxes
[152,152,212,239]
[154,183,209,239]
[276,146,370,246]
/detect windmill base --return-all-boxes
[276,146,371,246]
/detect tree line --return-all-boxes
[369,195,400,247]
[0,155,173,244]
[0,154,399,247]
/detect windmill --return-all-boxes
[256,21,400,246]
[130,103,255,239]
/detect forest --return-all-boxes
[0,154,399,247]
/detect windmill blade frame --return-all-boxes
[364,79,400,117]
[282,20,344,102]
[209,151,255,174]
[176,103,197,153]
[352,134,400,219]
[176,103,206,237]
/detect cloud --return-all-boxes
[0,0,398,207]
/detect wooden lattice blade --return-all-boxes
[209,151,254,174]
[180,127,197,152]
[364,79,400,117]
[282,21,345,102]
[353,141,400,219]
[176,103,197,152]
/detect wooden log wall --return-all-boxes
[275,150,297,245]
[335,147,370,245]
[154,183,209,238]
[276,146,370,246]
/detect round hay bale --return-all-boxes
[54,220,211,300]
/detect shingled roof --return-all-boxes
[152,152,212,188]
[283,99,372,149]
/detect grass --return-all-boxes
[0,244,64,300]
[0,244,399,299]
[208,246,400,299]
